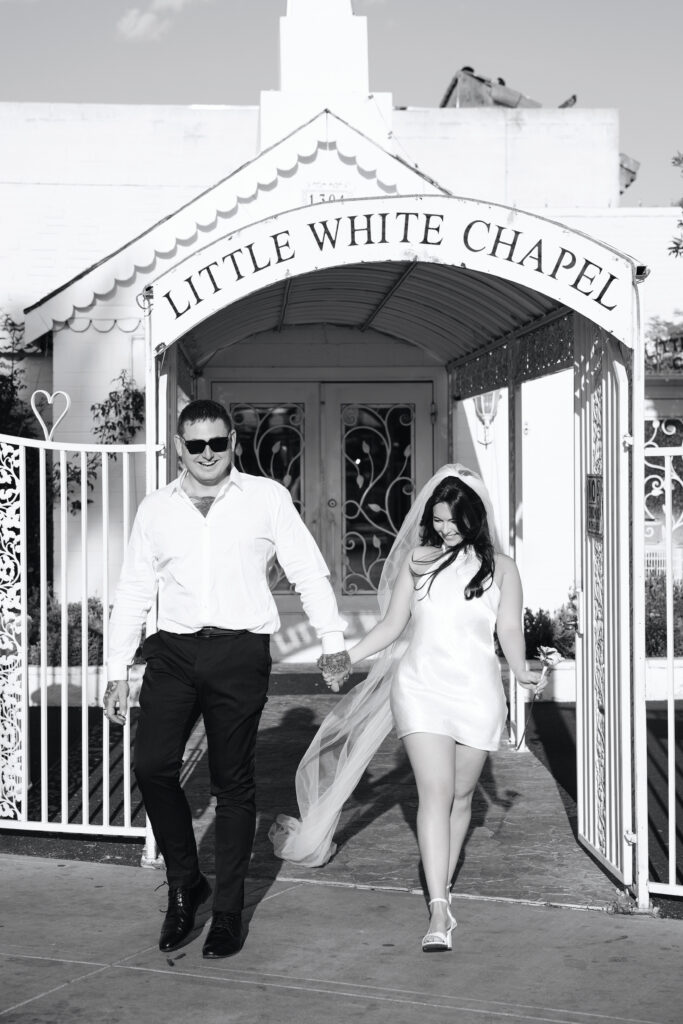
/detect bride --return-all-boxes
[269,464,542,952]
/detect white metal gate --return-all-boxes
[0,421,153,840]
[633,419,683,903]
[573,317,634,885]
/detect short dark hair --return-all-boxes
[177,399,234,436]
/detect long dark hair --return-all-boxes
[411,476,495,600]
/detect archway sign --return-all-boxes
[151,194,639,351]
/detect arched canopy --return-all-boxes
[178,260,560,370]
[153,194,641,359]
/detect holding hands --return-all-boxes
[317,651,352,692]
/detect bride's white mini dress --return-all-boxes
[390,549,507,751]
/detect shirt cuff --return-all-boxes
[320,631,346,655]
[107,660,130,682]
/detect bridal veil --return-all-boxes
[268,463,497,867]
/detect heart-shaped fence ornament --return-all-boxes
[30,390,72,441]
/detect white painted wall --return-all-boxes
[453,372,574,618]
[452,392,510,556]
[0,102,258,319]
[49,323,147,605]
[520,370,575,615]
[52,324,146,443]
[393,107,620,208]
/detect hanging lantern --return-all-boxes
[473,390,501,447]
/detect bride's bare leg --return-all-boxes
[402,732,457,935]
[447,743,488,887]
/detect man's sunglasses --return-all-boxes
[178,435,231,455]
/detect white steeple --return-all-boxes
[279,0,368,97]
[259,0,392,149]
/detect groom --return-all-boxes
[103,398,350,957]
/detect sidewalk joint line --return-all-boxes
[0,965,109,1018]
[118,964,663,1024]
[273,874,613,912]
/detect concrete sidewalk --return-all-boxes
[1,693,681,1022]
[1,854,680,1023]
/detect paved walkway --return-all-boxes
[1,693,681,1022]
[2,854,680,1023]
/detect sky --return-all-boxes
[0,0,681,208]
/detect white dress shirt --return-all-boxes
[107,468,346,680]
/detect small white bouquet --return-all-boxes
[535,646,564,700]
[515,646,565,750]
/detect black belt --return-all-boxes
[190,627,248,638]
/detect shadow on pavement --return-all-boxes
[523,702,578,832]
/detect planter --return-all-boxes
[519,658,683,704]
[534,660,576,703]
[644,658,683,701]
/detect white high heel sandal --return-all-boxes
[447,888,457,929]
[421,897,456,952]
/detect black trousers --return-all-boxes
[134,629,271,912]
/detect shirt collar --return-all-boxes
[171,465,244,497]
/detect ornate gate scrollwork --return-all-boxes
[643,417,683,648]
[452,312,574,399]
[340,403,415,594]
[231,403,305,592]
[0,441,24,819]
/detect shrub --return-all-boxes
[27,587,104,666]
[522,588,577,660]
[549,587,578,659]
[91,370,145,448]
[523,607,555,659]
[26,587,147,666]
[645,573,683,657]
[520,577,683,660]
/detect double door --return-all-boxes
[210,380,434,613]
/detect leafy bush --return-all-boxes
[522,587,577,660]
[523,606,555,657]
[91,370,145,448]
[0,362,39,438]
[645,573,683,657]
[26,587,147,666]
[27,587,104,666]
[520,577,683,660]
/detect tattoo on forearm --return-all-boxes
[317,651,351,675]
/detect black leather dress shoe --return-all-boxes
[202,911,243,958]
[159,873,212,952]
